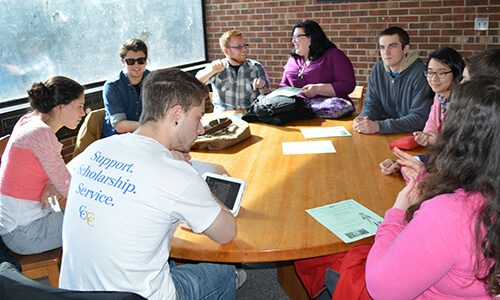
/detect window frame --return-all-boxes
[0,0,210,137]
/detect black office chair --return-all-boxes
[0,261,146,300]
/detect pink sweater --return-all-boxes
[0,113,70,234]
[422,93,443,134]
[366,189,493,299]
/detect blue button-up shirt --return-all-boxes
[102,69,150,137]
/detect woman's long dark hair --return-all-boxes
[406,78,500,295]
[291,20,336,61]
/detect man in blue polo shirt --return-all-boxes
[102,38,151,138]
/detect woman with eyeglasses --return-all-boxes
[0,76,85,255]
[413,47,465,147]
[279,20,356,118]
[380,48,463,176]
[366,77,500,299]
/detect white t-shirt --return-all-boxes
[59,133,222,300]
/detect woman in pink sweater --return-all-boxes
[0,76,85,255]
[366,78,500,299]
[413,47,464,147]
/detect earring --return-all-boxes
[175,122,178,125]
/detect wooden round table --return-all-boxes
[171,115,425,299]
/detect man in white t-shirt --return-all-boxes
[60,68,240,300]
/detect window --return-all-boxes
[0,0,206,103]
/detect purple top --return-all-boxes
[279,47,356,100]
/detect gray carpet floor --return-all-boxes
[35,262,291,299]
[237,263,291,300]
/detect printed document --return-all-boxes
[282,140,336,155]
[306,199,383,243]
[300,126,352,139]
[265,86,303,98]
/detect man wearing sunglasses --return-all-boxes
[102,38,151,138]
[196,30,271,112]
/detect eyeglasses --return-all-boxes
[226,44,249,50]
[424,70,453,79]
[292,34,308,41]
[123,57,147,65]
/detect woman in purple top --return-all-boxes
[279,20,356,118]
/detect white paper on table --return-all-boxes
[264,86,303,98]
[306,199,383,243]
[300,126,352,139]
[281,140,336,155]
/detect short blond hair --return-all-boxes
[219,30,243,49]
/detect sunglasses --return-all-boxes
[123,57,147,65]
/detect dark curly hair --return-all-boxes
[406,77,500,295]
[27,76,84,114]
[290,20,336,61]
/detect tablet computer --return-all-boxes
[202,172,246,217]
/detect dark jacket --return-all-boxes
[360,52,433,134]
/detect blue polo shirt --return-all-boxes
[102,69,150,138]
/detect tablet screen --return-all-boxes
[205,176,241,210]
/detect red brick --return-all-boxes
[477,7,497,14]
[389,9,409,16]
[453,21,475,29]
[441,29,466,35]
[431,22,452,29]
[349,24,368,30]
[442,0,467,6]
[409,8,430,15]
[358,2,379,10]
[466,0,490,5]
[399,2,420,8]
[369,10,389,16]
[462,44,490,51]
[420,15,442,22]
[429,36,452,43]
[402,16,419,23]
[452,7,475,14]
[350,10,369,17]
[359,17,378,23]
[443,15,464,22]
[289,6,305,13]
[379,2,400,9]
[379,16,398,23]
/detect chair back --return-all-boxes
[72,108,106,158]
[348,86,365,112]
[0,134,10,159]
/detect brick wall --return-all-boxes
[203,0,499,88]
[60,0,499,160]
[61,136,77,163]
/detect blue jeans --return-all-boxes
[170,261,236,300]
[1,210,63,255]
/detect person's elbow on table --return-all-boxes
[204,209,237,244]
